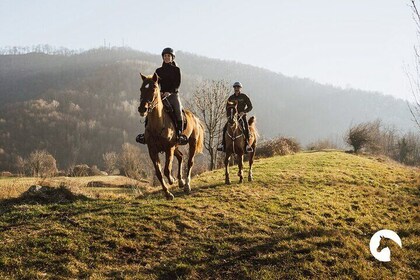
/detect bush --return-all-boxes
[90,165,103,176]
[0,171,13,177]
[27,150,58,177]
[307,139,338,151]
[71,164,91,177]
[346,120,381,153]
[257,137,301,158]
[345,120,420,166]
[103,152,118,174]
[118,143,150,180]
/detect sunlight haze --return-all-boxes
[1,0,417,100]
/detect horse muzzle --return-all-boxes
[138,106,148,117]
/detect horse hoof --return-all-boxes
[178,179,185,189]
[239,178,243,183]
[248,177,253,182]
[165,192,174,200]
[184,184,191,194]
[225,180,231,185]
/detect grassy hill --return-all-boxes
[0,151,419,279]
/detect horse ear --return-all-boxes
[152,72,159,82]
[140,73,147,81]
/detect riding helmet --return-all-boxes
[233,81,242,88]
[162,47,175,58]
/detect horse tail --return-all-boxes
[248,116,256,126]
[196,118,205,153]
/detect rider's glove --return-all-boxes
[161,92,170,99]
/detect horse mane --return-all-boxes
[196,120,204,153]
[248,116,256,125]
[248,116,259,138]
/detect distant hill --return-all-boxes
[0,152,418,278]
[0,47,417,170]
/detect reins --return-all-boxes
[227,110,244,152]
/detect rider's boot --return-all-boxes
[217,125,227,152]
[135,117,147,144]
[217,143,225,152]
[245,139,253,153]
[177,121,188,145]
[136,133,146,144]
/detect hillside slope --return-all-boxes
[0,151,419,279]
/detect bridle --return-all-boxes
[139,82,159,113]
[140,94,158,113]
[226,105,244,152]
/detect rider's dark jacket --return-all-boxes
[156,62,181,93]
[227,93,253,114]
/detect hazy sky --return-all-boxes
[1,0,418,100]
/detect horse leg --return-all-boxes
[238,153,244,183]
[248,145,256,182]
[224,152,231,185]
[184,138,197,194]
[164,147,176,185]
[149,149,174,200]
[174,148,185,188]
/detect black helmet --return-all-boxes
[233,81,242,88]
[162,47,175,58]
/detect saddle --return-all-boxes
[163,98,187,130]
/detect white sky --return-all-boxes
[1,0,418,100]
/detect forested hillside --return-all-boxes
[0,47,415,171]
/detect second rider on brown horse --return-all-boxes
[217,81,254,153]
[136,47,188,145]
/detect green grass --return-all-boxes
[0,151,419,279]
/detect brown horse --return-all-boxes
[224,101,257,184]
[138,73,204,200]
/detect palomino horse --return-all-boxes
[138,73,204,200]
[224,101,257,184]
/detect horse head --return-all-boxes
[226,100,238,125]
[138,72,160,117]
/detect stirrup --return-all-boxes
[246,144,253,153]
[178,134,188,145]
[217,144,225,152]
[136,133,146,144]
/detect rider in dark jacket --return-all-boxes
[136,47,187,144]
[217,82,254,153]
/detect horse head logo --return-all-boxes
[369,229,402,262]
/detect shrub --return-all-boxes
[118,143,150,180]
[27,150,58,177]
[71,164,91,177]
[257,137,301,158]
[103,152,118,174]
[307,139,338,151]
[346,120,381,153]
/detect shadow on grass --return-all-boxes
[141,180,227,200]
[152,227,341,279]
[0,185,91,210]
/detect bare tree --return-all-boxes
[27,150,58,177]
[15,156,26,177]
[187,80,230,170]
[103,152,118,174]
[408,0,420,129]
[118,143,148,179]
